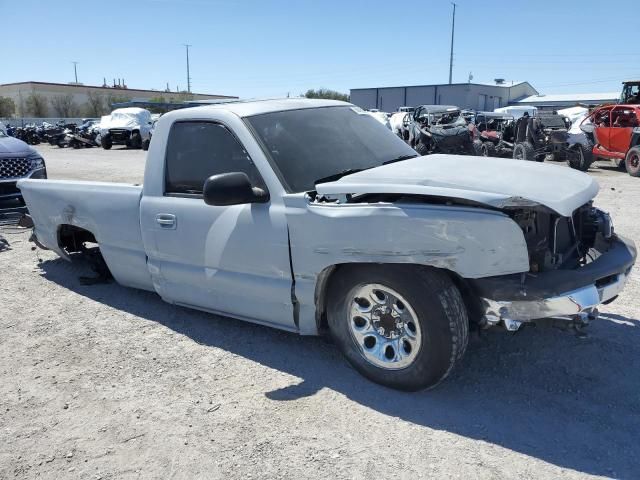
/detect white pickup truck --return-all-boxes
[19,99,636,391]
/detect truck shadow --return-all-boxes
[39,257,640,479]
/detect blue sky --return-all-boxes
[2,0,639,98]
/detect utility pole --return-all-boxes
[448,3,456,84]
[72,61,79,84]
[183,44,192,93]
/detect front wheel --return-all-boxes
[625,146,640,177]
[513,142,536,161]
[101,134,112,150]
[327,265,469,391]
[568,142,594,172]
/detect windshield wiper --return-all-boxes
[382,154,419,165]
[314,168,367,185]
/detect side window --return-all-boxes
[165,121,266,195]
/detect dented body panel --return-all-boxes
[315,155,598,217]
[284,194,529,334]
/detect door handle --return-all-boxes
[156,213,176,229]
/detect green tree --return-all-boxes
[106,94,132,110]
[147,96,168,114]
[25,92,49,117]
[50,94,79,117]
[303,88,349,102]
[0,96,16,117]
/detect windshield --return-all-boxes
[246,106,417,193]
[430,110,465,126]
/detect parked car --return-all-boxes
[1,128,46,209]
[19,99,636,391]
[581,104,640,176]
[406,105,475,155]
[469,112,516,157]
[99,107,153,150]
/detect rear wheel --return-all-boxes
[142,138,150,151]
[513,142,536,161]
[327,265,469,391]
[625,146,640,177]
[415,142,429,156]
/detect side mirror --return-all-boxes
[203,172,269,206]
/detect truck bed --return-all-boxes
[18,179,154,291]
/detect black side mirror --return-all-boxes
[203,172,269,206]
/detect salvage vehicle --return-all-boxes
[469,112,516,157]
[99,107,153,150]
[405,105,475,155]
[581,104,640,176]
[19,99,636,391]
[619,80,640,105]
[1,128,46,209]
[512,112,572,161]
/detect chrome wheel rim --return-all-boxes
[347,284,422,370]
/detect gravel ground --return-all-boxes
[1,145,639,479]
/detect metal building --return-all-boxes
[350,81,538,112]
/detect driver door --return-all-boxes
[140,121,295,330]
[593,106,612,148]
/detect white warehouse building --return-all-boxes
[350,81,538,112]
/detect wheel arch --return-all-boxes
[313,262,480,334]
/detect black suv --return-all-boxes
[0,129,47,211]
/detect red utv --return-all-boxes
[580,104,640,176]
[469,112,516,157]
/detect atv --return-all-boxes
[469,112,516,157]
[406,105,475,156]
[512,112,571,162]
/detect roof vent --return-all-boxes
[494,78,506,85]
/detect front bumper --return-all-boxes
[471,235,636,325]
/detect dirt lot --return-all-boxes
[1,144,639,479]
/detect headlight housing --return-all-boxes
[27,152,45,170]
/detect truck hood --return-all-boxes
[0,136,33,157]
[315,154,599,217]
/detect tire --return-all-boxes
[415,142,429,156]
[327,264,469,391]
[142,138,150,151]
[481,142,497,157]
[101,134,112,150]
[513,142,536,161]
[625,146,640,177]
[472,140,484,156]
[131,132,142,149]
[568,142,594,172]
